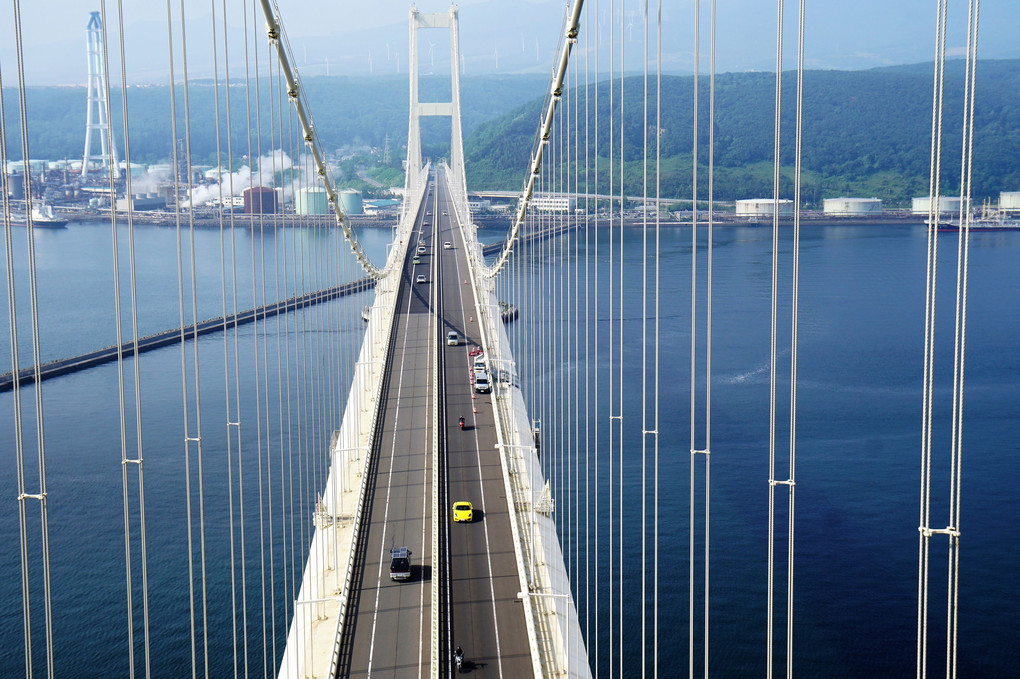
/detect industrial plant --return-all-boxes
[0,12,393,228]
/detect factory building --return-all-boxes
[339,189,364,215]
[116,194,166,211]
[999,191,1020,213]
[735,198,793,218]
[244,186,277,214]
[823,197,882,216]
[530,195,577,213]
[295,187,329,215]
[912,196,962,216]
[468,198,492,213]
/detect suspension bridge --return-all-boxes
[2,1,1009,678]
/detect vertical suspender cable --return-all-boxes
[786,1,807,675]
[917,2,948,675]
[0,51,40,679]
[160,3,197,673]
[108,0,155,673]
[204,4,242,675]
[705,1,716,673]
[654,3,663,675]
[583,1,593,667]
[104,3,136,676]
[179,2,213,670]
[592,1,601,671]
[640,1,649,675]
[607,2,616,672]
[244,4,274,669]
[616,3,626,674]
[766,0,785,675]
[217,1,253,671]
[689,0,700,673]
[10,0,57,673]
[947,1,980,675]
[267,53,285,654]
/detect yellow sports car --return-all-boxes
[452,501,474,523]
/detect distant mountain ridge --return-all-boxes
[1,74,549,169]
[3,60,1017,206]
[464,59,1020,206]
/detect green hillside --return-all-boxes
[4,61,1019,206]
[1,74,548,167]
[464,60,1020,206]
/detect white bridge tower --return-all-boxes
[404,5,468,211]
[82,11,119,179]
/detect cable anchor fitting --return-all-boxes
[919,525,960,538]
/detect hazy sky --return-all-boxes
[1,0,1013,86]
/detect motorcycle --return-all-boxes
[454,647,464,673]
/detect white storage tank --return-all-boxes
[912,196,962,216]
[735,198,793,218]
[999,191,1020,213]
[823,197,882,216]
[295,187,329,215]
[339,189,364,215]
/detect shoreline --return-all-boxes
[31,209,932,230]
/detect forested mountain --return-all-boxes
[464,60,1020,206]
[1,74,547,167]
[4,61,1019,206]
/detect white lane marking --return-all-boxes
[450,212,505,678]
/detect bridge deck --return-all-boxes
[339,174,532,677]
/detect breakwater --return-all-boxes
[0,277,374,392]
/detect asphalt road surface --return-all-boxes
[342,173,532,678]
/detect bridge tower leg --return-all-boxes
[404,5,469,213]
[82,11,119,180]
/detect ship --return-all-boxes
[931,200,1020,232]
[8,203,69,228]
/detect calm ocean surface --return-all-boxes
[2,219,1018,676]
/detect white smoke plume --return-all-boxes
[184,149,307,208]
[130,166,171,196]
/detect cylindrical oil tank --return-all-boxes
[823,197,882,216]
[295,187,329,215]
[339,189,364,215]
[735,198,793,218]
[244,186,277,214]
[6,172,25,200]
[999,191,1020,212]
[912,196,962,215]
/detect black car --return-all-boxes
[389,547,411,581]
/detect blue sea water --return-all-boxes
[2,219,1018,676]
[505,221,1020,677]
